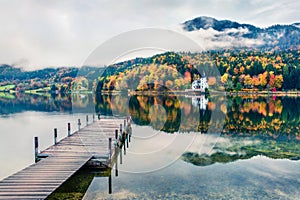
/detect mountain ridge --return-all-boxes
[181,16,300,50]
[182,16,300,32]
[182,16,258,32]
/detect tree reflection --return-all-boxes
[95,94,300,136]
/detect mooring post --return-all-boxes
[109,138,112,160]
[115,156,118,176]
[98,112,101,120]
[115,129,118,140]
[129,127,131,142]
[129,125,132,142]
[120,148,122,164]
[93,114,95,122]
[124,119,126,128]
[34,136,38,162]
[78,119,81,130]
[86,115,88,126]
[120,124,122,134]
[67,123,71,137]
[108,171,112,194]
[115,129,118,147]
[126,133,129,148]
[54,128,57,145]
[123,137,126,155]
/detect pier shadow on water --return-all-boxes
[46,144,129,200]
[46,167,111,200]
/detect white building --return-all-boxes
[191,76,208,91]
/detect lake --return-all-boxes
[0,93,300,199]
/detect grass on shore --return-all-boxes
[0,84,15,91]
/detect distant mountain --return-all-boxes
[183,16,257,32]
[181,16,300,50]
[0,64,105,83]
[0,64,65,82]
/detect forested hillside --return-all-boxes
[0,65,104,93]
[96,49,300,92]
[0,49,300,93]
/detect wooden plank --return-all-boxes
[0,192,50,195]
[0,183,59,186]
[0,196,47,200]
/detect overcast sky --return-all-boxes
[0,0,299,69]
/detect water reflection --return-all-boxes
[82,156,300,200]
[182,136,300,166]
[227,96,300,135]
[1,93,300,167]
[95,94,300,135]
[3,93,298,199]
[0,93,71,115]
[3,93,300,136]
[95,94,224,133]
[94,94,300,166]
[0,93,95,115]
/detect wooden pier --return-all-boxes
[0,116,132,199]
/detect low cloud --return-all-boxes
[177,26,265,50]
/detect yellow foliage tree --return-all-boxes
[274,74,284,89]
[221,73,229,83]
[251,76,260,87]
[244,75,252,87]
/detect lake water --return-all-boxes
[0,93,300,199]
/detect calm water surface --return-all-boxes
[0,93,299,199]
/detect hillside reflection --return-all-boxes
[95,94,300,165]
[2,93,300,137]
[0,93,94,115]
[1,93,300,165]
[95,94,300,135]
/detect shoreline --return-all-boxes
[1,89,300,97]
[97,90,300,97]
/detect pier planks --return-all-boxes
[0,117,125,199]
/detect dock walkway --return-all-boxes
[0,117,130,199]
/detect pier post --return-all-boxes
[129,125,132,142]
[129,132,131,142]
[123,137,126,155]
[93,114,95,122]
[115,129,118,140]
[67,123,71,137]
[109,138,112,160]
[120,124,122,134]
[126,133,129,148]
[34,137,38,163]
[86,115,88,126]
[54,128,57,145]
[115,129,118,147]
[78,119,81,130]
[124,119,126,128]
[108,171,112,194]
[115,156,118,176]
[120,148,122,164]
